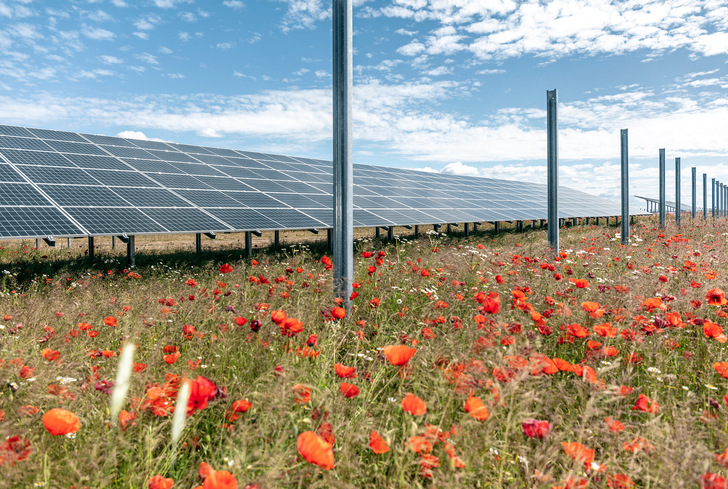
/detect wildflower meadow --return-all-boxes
[1,216,728,488]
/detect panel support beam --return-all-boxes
[88,237,94,259]
[67,237,71,248]
[327,228,333,252]
[35,238,40,248]
[464,222,469,237]
[245,231,252,258]
[274,230,280,248]
[112,235,116,249]
[675,157,681,227]
[414,225,419,238]
[308,228,319,235]
[126,235,135,269]
[516,220,523,232]
[42,236,55,247]
[117,234,130,244]
[196,233,202,254]
[494,222,500,233]
[387,226,394,242]
[692,166,697,219]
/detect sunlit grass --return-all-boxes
[1,217,728,488]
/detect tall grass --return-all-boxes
[1,218,727,488]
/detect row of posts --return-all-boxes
[657,148,725,229]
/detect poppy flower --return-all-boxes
[607,473,635,489]
[521,419,551,439]
[148,475,174,489]
[581,301,604,319]
[41,348,60,361]
[219,264,233,274]
[270,310,287,325]
[104,316,118,327]
[605,417,625,432]
[297,431,334,470]
[464,394,489,421]
[331,307,346,319]
[292,384,311,404]
[706,288,728,306]
[203,470,238,489]
[632,393,659,413]
[339,382,359,398]
[369,430,389,454]
[187,376,219,414]
[334,364,357,378]
[231,400,251,413]
[623,436,654,453]
[704,320,727,343]
[476,291,501,314]
[0,435,31,466]
[714,362,728,378]
[383,345,417,366]
[402,393,427,416]
[570,278,590,288]
[407,435,433,454]
[715,448,728,468]
[43,408,81,436]
[280,317,304,337]
[561,442,594,465]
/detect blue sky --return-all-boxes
[1,0,728,210]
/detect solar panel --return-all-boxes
[0,123,628,239]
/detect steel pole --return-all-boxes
[620,129,629,243]
[703,173,708,219]
[659,149,665,229]
[691,167,696,219]
[333,0,353,306]
[712,178,716,218]
[675,157,681,227]
[547,89,559,252]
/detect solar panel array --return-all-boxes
[0,124,624,239]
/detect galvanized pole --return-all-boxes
[659,149,665,229]
[675,157,681,227]
[620,129,629,243]
[712,178,716,218]
[333,0,353,306]
[691,167,696,219]
[547,89,559,252]
[703,173,708,219]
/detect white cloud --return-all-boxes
[136,53,159,65]
[81,24,114,40]
[279,0,330,31]
[179,11,196,22]
[110,0,128,6]
[117,130,149,140]
[134,15,161,31]
[99,55,122,64]
[216,42,235,50]
[223,1,245,8]
[425,65,451,76]
[197,128,222,137]
[152,0,193,8]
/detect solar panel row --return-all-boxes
[0,124,623,239]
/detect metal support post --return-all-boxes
[675,157,681,227]
[332,0,353,305]
[712,178,716,218]
[659,149,666,229]
[196,233,202,253]
[387,226,394,242]
[35,238,40,248]
[516,220,523,232]
[434,224,440,233]
[375,227,380,238]
[327,228,333,252]
[494,222,500,233]
[274,230,280,248]
[620,129,629,243]
[571,217,577,227]
[464,222,469,237]
[112,235,116,249]
[88,237,94,259]
[67,237,71,248]
[692,167,696,219]
[547,89,559,252]
[126,235,135,268]
[245,231,252,258]
[414,225,419,238]
[540,219,545,228]
[703,173,708,219]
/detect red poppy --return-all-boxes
[521,419,551,439]
[148,475,174,489]
[334,363,357,378]
[623,436,654,453]
[475,291,501,314]
[41,348,60,361]
[706,288,728,306]
[464,394,489,421]
[104,316,118,327]
[280,317,303,337]
[401,393,427,416]
[331,306,346,319]
[292,384,311,404]
[383,345,417,366]
[297,431,334,470]
[714,362,728,378]
[406,435,433,454]
[369,430,389,454]
[270,310,287,325]
[187,376,219,415]
[0,435,31,466]
[605,417,625,432]
[607,473,635,489]
[339,382,359,398]
[562,442,594,464]
[715,448,728,468]
[704,320,727,343]
[43,408,81,436]
[203,470,238,489]
[632,393,659,413]
[219,264,233,274]
[570,278,590,288]
[581,301,604,319]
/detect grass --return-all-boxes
[1,217,727,488]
